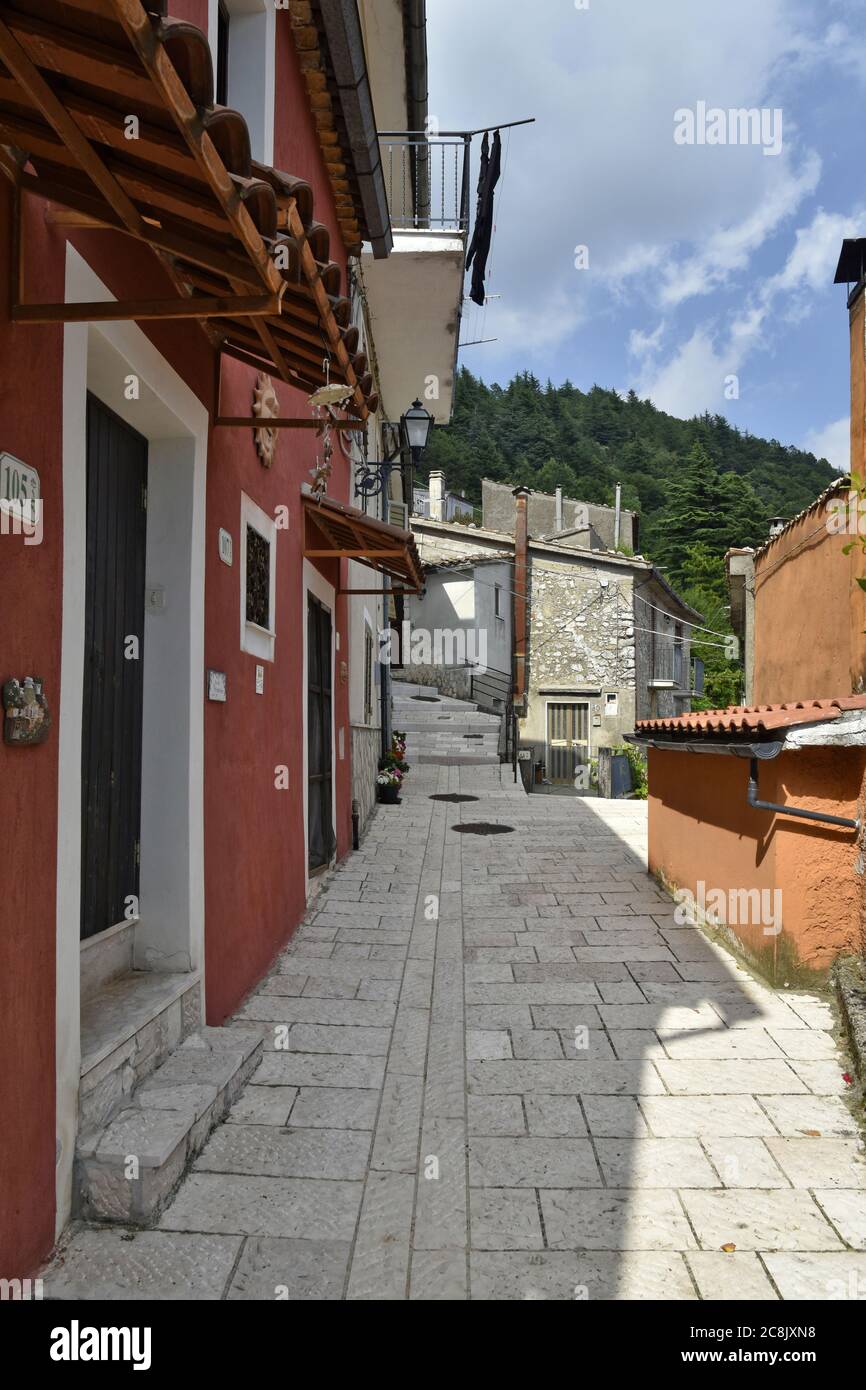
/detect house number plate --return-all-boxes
[1,452,40,505]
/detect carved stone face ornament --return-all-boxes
[253,373,280,468]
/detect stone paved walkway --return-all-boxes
[44,762,866,1300]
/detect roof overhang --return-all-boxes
[0,0,376,414]
[631,701,866,754]
[296,0,393,258]
[360,230,465,423]
[303,491,425,592]
[835,238,866,287]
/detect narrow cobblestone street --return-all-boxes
[44,760,866,1301]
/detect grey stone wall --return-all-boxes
[520,559,637,757]
[481,478,637,550]
[530,561,635,690]
[393,663,473,702]
[351,724,381,835]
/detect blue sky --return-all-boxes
[428,0,866,468]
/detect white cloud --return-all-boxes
[657,152,821,308]
[637,327,732,417]
[638,205,863,414]
[803,416,850,470]
[628,322,665,360]
[428,0,849,370]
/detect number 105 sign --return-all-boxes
[1,452,40,504]
[1,453,43,545]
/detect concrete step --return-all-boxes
[395,712,501,728]
[404,738,499,752]
[414,756,500,767]
[75,1026,262,1225]
[79,970,202,1133]
[392,699,481,715]
[390,681,441,699]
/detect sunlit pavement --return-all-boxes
[43,764,866,1300]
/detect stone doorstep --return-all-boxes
[78,973,202,1135]
[80,970,201,1077]
[75,1026,263,1226]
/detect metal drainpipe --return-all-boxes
[747,757,860,831]
[512,485,529,708]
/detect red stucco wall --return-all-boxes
[0,179,63,1279]
[0,8,356,1272]
[648,746,866,979]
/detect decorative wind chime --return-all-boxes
[307,355,354,501]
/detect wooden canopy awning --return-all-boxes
[0,0,378,416]
[303,493,424,594]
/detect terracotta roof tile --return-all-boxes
[636,697,866,739]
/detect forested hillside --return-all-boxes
[424,368,840,705]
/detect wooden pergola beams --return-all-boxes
[0,0,377,417]
[302,494,424,592]
[12,294,282,323]
[0,14,146,237]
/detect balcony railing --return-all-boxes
[379,132,471,233]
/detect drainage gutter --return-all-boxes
[625,734,861,831]
[747,757,859,832]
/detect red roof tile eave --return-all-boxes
[634,696,866,739]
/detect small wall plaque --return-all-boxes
[145,584,166,614]
[0,452,40,505]
[3,675,51,745]
[207,670,227,702]
[255,664,264,695]
[218,528,233,566]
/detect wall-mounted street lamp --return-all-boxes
[399,398,434,513]
[354,398,435,505]
[400,399,434,460]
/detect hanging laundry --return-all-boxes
[465,129,502,307]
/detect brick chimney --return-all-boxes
[428,470,445,523]
[513,486,530,709]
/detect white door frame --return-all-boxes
[55,245,208,1234]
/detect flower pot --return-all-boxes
[377,784,401,804]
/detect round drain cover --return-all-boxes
[452,822,514,835]
[463,734,483,739]
[411,695,440,702]
[429,793,479,803]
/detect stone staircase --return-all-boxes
[392,680,502,764]
[76,967,262,1225]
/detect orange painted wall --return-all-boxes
[752,284,866,704]
[648,747,866,976]
[753,512,866,705]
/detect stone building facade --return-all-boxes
[407,510,700,782]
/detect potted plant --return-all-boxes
[377,766,403,804]
[381,746,410,775]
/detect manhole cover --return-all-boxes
[463,734,483,740]
[452,823,514,835]
[429,793,479,803]
[411,695,440,702]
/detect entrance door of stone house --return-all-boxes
[81,394,148,939]
[546,701,590,784]
[307,593,336,871]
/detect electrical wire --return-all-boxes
[414,544,735,642]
